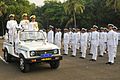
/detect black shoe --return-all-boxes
[89,59,96,61]
[114,57,116,59]
[88,53,93,55]
[99,55,103,57]
[110,63,114,65]
[80,57,85,59]
[71,55,76,57]
[106,62,111,64]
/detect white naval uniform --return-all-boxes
[88,32,92,49]
[107,30,117,63]
[69,31,73,48]
[47,30,54,44]
[113,31,118,58]
[6,20,19,43]
[58,31,62,48]
[80,32,88,58]
[99,32,107,56]
[29,22,39,31]
[104,32,108,53]
[76,31,80,49]
[19,20,29,40]
[90,31,99,60]
[63,32,69,55]
[19,20,29,31]
[55,32,59,46]
[71,32,77,56]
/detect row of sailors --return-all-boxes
[52,24,118,65]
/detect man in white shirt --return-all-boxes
[55,28,59,46]
[71,28,77,57]
[47,25,54,44]
[106,24,117,65]
[90,25,99,61]
[58,28,62,49]
[29,15,39,31]
[63,28,69,55]
[80,28,88,59]
[68,28,73,49]
[76,28,81,50]
[99,27,107,57]
[19,13,29,31]
[113,26,118,59]
[6,14,19,44]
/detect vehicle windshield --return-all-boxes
[19,31,46,41]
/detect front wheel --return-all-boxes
[19,56,30,73]
[49,60,60,69]
[4,49,11,62]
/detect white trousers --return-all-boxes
[72,43,77,56]
[64,43,69,55]
[99,43,105,56]
[91,44,98,60]
[77,43,80,49]
[108,45,115,63]
[56,41,61,49]
[81,43,87,58]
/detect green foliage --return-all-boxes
[0,0,120,36]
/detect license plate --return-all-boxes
[41,58,52,61]
[41,53,52,58]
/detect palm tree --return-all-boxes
[106,0,120,12]
[64,0,85,28]
[0,1,7,16]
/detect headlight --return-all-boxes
[54,49,58,54]
[30,51,36,56]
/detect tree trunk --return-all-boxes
[73,12,76,28]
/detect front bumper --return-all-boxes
[25,55,62,63]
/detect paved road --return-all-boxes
[0,39,120,80]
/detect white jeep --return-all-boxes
[2,31,62,73]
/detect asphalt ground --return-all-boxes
[0,39,120,80]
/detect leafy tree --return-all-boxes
[106,0,120,12]
[64,0,85,28]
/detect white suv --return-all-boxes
[2,31,62,73]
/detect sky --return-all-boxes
[28,0,66,6]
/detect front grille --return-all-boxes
[30,49,58,56]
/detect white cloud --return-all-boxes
[28,0,66,6]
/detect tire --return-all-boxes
[19,56,30,73]
[50,60,60,69]
[4,49,11,62]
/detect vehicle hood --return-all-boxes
[19,41,59,51]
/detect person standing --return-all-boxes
[99,27,107,57]
[80,28,88,59]
[29,15,39,31]
[55,28,59,46]
[68,28,73,49]
[106,24,117,65]
[113,26,118,59]
[47,25,54,44]
[90,25,99,61]
[58,28,62,49]
[76,28,81,50]
[6,14,19,44]
[63,28,69,55]
[71,28,77,57]
[19,13,29,31]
